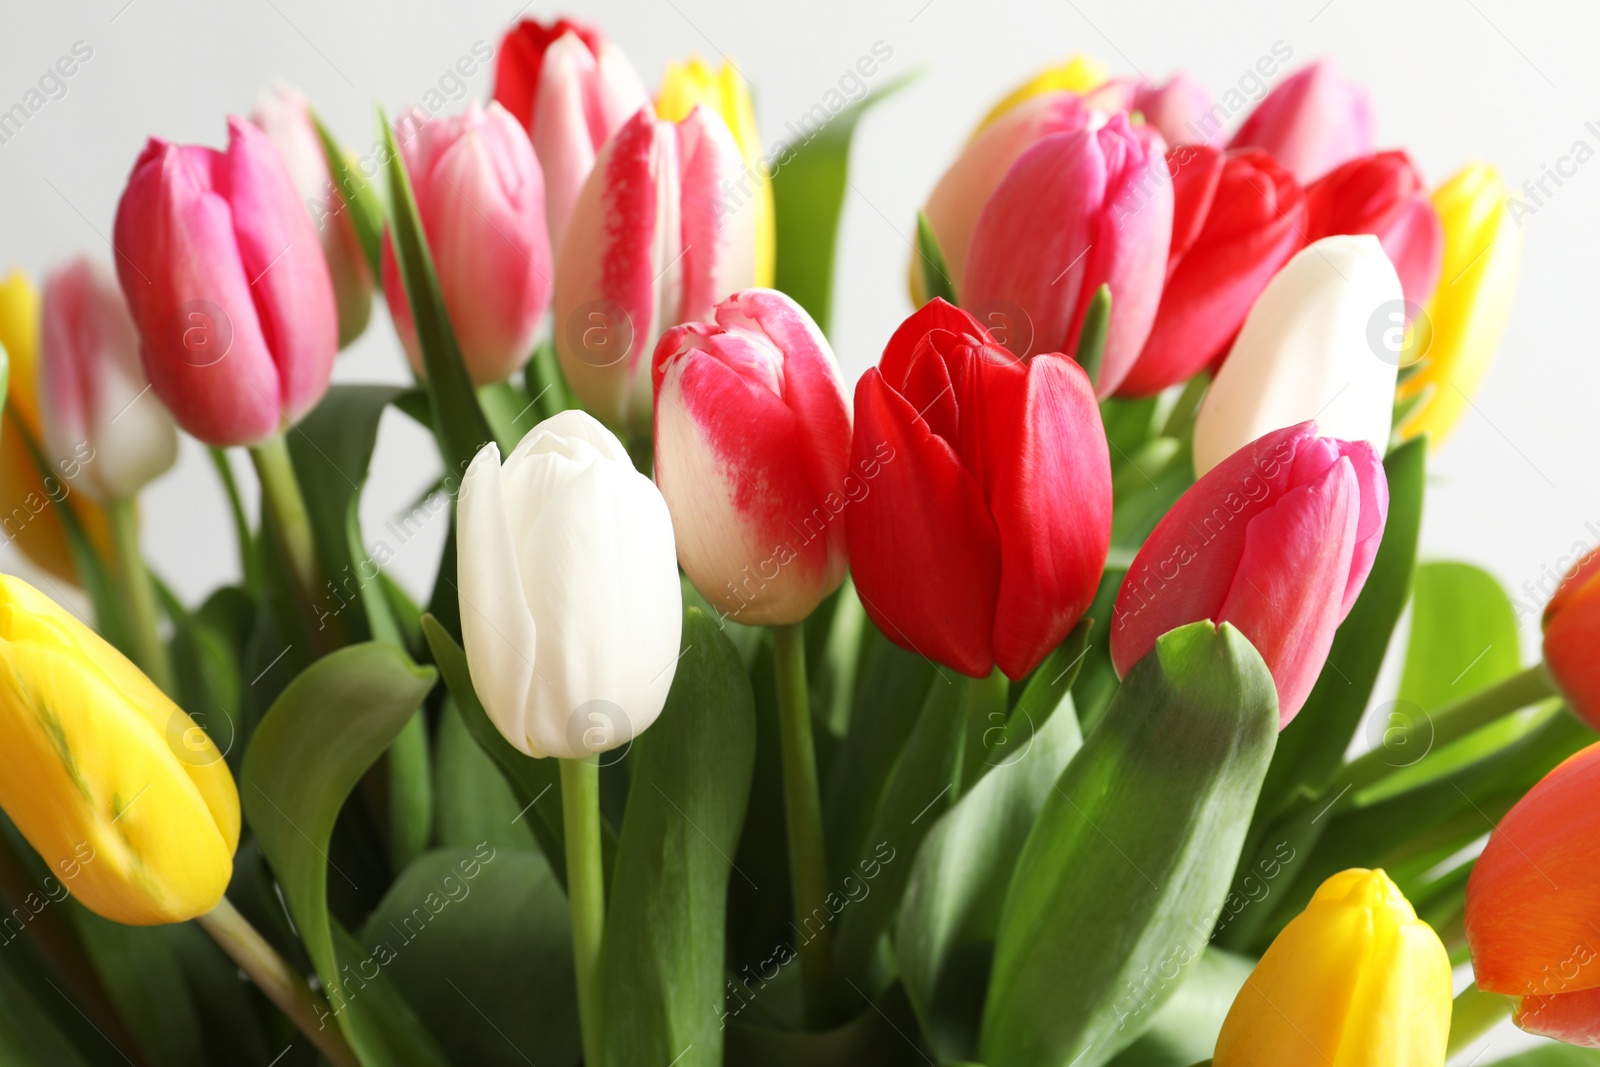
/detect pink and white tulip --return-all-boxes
[1229,59,1374,184]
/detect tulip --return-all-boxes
[493,18,650,252]
[457,409,682,760]
[1080,72,1219,149]
[251,83,374,348]
[847,299,1110,679]
[1465,741,1600,1046]
[0,573,238,924]
[39,256,177,502]
[1192,235,1401,477]
[1306,151,1444,307]
[554,106,757,437]
[653,289,851,626]
[1117,146,1306,396]
[1214,868,1452,1065]
[113,116,338,448]
[1394,163,1521,446]
[963,113,1172,396]
[1229,59,1374,184]
[974,53,1109,134]
[1112,421,1388,724]
[1539,546,1600,732]
[657,57,776,289]
[380,101,552,387]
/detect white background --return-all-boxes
[0,1,1593,1059]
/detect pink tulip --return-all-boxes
[1087,72,1217,148]
[39,256,177,501]
[1229,59,1374,184]
[1110,422,1389,724]
[113,116,337,447]
[493,18,650,253]
[1306,150,1444,307]
[380,101,552,387]
[963,113,1172,397]
[652,289,852,626]
[554,106,757,436]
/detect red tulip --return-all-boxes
[652,289,852,626]
[113,116,337,447]
[846,299,1111,679]
[1229,59,1373,184]
[1111,422,1388,724]
[1118,146,1306,396]
[1465,741,1600,1047]
[1306,150,1444,307]
[963,114,1171,397]
[1541,545,1600,732]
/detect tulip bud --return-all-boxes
[380,101,553,387]
[0,574,239,924]
[1229,59,1374,184]
[1214,869,1451,1065]
[1539,546,1600,732]
[1130,72,1217,148]
[1465,741,1600,1046]
[974,53,1109,134]
[964,113,1172,396]
[657,57,775,289]
[1112,422,1388,723]
[1395,163,1521,446]
[554,106,757,437]
[653,289,851,626]
[39,256,177,502]
[1193,235,1400,477]
[1118,146,1306,396]
[251,83,374,348]
[493,18,650,253]
[847,300,1110,680]
[113,117,338,447]
[1306,151,1443,307]
[457,410,682,760]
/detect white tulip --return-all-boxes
[457,410,683,759]
[1193,234,1401,476]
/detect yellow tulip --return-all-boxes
[974,53,1109,134]
[1213,868,1452,1066]
[657,58,776,289]
[0,573,238,924]
[1395,163,1521,446]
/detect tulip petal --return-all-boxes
[1517,987,1600,1047]
[678,106,757,327]
[532,33,603,251]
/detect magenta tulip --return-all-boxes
[1229,59,1374,184]
[962,113,1171,397]
[113,116,337,447]
[1111,422,1389,724]
[1306,150,1444,307]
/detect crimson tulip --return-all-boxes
[1111,422,1388,724]
[1229,59,1373,184]
[847,299,1111,680]
[1118,145,1306,396]
[113,116,337,447]
[652,289,852,626]
[963,113,1171,397]
[1306,150,1444,307]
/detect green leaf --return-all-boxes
[914,210,957,305]
[525,338,574,421]
[1399,561,1521,713]
[71,914,206,1067]
[311,110,385,282]
[1075,284,1111,390]
[980,621,1279,1067]
[432,698,538,852]
[1484,1046,1600,1065]
[476,380,540,454]
[812,579,868,738]
[0,948,96,1067]
[167,921,278,1067]
[241,642,448,1067]
[1109,948,1254,1067]
[1074,566,1129,737]
[602,608,757,1067]
[771,72,915,333]
[725,984,932,1066]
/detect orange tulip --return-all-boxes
[1542,546,1600,730]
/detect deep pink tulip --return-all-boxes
[554,106,756,436]
[1229,59,1374,184]
[847,300,1111,680]
[1306,150,1444,307]
[652,289,852,626]
[381,101,552,387]
[1111,422,1388,724]
[1118,146,1306,396]
[113,116,337,447]
[963,113,1171,397]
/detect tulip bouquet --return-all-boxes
[0,18,1594,1067]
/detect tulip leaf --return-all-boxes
[602,607,757,1067]
[1399,561,1521,713]
[0,948,97,1067]
[241,641,448,1067]
[312,110,386,283]
[914,210,958,305]
[1484,1047,1600,1065]
[1074,566,1129,736]
[71,914,207,1067]
[1108,948,1254,1067]
[1075,284,1111,389]
[525,338,575,423]
[433,698,538,852]
[979,621,1279,1067]
[724,984,933,1065]
[772,72,916,333]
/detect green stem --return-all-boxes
[248,433,319,602]
[1161,370,1211,440]
[961,668,1010,793]
[105,497,174,694]
[772,621,836,1028]
[198,897,358,1067]
[1446,983,1517,1059]
[560,755,606,1067]
[207,446,260,593]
